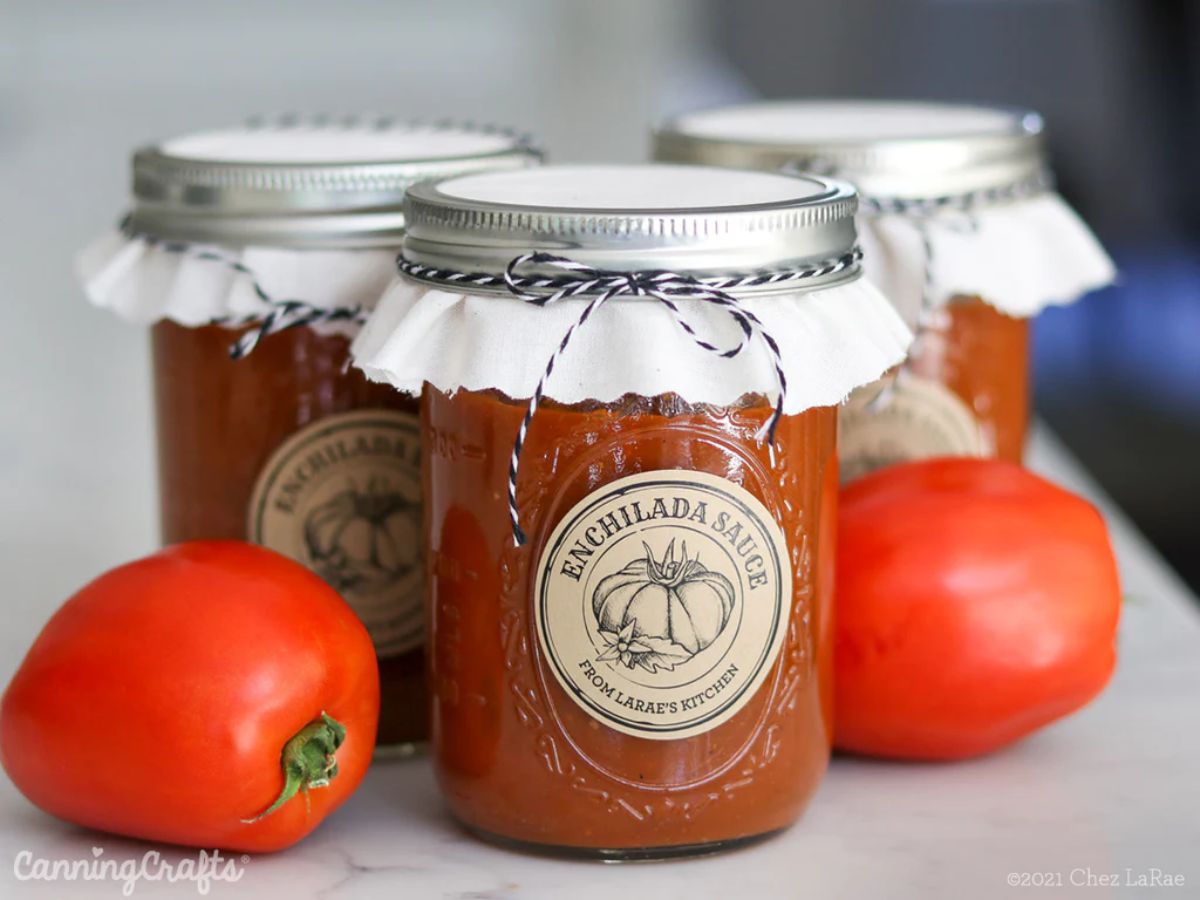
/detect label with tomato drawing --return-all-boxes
[837,374,989,482]
[535,470,791,741]
[247,409,423,659]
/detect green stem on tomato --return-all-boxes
[242,712,347,824]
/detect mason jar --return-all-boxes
[655,101,1114,479]
[77,119,541,751]
[352,164,912,855]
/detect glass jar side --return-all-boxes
[151,320,426,748]
[837,296,1029,480]
[422,385,836,857]
[912,296,1030,463]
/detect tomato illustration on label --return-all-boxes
[535,470,791,741]
[247,410,425,659]
[304,476,420,597]
[593,540,735,673]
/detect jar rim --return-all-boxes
[400,163,860,284]
[654,100,1046,201]
[128,118,542,248]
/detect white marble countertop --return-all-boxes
[1,428,1198,900]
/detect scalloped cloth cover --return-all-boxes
[352,165,914,413]
[660,103,1115,328]
[76,124,537,338]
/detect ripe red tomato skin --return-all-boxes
[0,541,379,852]
[834,458,1121,761]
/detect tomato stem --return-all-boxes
[243,712,347,824]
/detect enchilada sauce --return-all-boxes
[151,320,427,748]
[839,297,1029,480]
[424,386,836,853]
[913,296,1030,463]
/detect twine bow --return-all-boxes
[497,252,790,546]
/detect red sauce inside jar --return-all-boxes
[911,297,1030,463]
[423,386,835,855]
[151,320,426,748]
[839,297,1029,480]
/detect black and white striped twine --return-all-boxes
[120,216,368,358]
[399,247,863,546]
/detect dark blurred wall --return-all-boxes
[708,0,1200,591]
[713,0,1197,235]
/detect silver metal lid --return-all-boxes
[655,101,1046,200]
[401,164,859,288]
[129,118,542,248]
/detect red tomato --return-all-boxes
[835,458,1120,761]
[1,541,379,851]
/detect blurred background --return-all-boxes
[2,0,1197,607]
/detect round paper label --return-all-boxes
[838,375,987,482]
[534,470,791,741]
[247,409,424,658]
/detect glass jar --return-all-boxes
[900,294,1029,466]
[655,101,1114,479]
[352,165,911,855]
[78,120,541,751]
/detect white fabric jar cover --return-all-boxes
[655,101,1117,329]
[353,275,911,414]
[77,232,390,340]
[858,192,1115,327]
[77,120,542,341]
[352,165,912,414]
